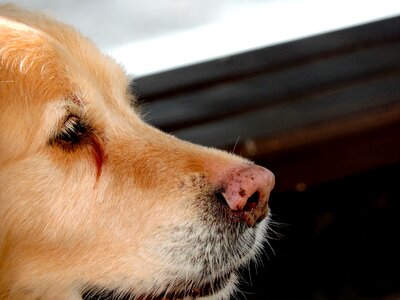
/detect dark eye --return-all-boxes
[54,115,88,146]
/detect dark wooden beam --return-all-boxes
[134,16,400,100]
[249,104,400,192]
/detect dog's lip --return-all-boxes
[82,272,234,300]
[141,272,233,300]
[83,272,233,300]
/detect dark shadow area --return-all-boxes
[238,163,400,300]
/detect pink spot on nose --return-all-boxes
[220,165,275,226]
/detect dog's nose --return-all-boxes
[218,165,275,227]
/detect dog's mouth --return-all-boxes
[82,272,234,300]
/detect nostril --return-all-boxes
[215,189,260,212]
[243,191,259,211]
[215,191,226,205]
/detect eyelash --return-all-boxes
[54,115,89,147]
[51,113,105,177]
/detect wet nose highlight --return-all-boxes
[219,165,275,226]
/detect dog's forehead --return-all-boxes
[0,23,61,115]
[0,7,129,109]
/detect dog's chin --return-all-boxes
[82,271,237,300]
[82,217,269,300]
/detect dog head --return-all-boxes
[0,5,275,299]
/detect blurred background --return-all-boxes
[6,0,400,76]
[5,1,400,299]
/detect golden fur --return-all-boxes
[0,5,274,300]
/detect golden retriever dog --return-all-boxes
[0,4,275,300]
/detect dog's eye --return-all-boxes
[55,115,88,146]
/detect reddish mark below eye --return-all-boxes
[89,135,105,180]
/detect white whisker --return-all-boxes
[231,136,241,153]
